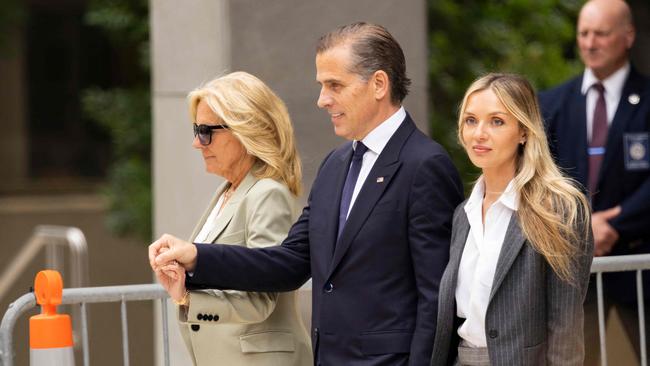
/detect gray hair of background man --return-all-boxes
[316,22,411,105]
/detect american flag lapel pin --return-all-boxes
[376,177,384,183]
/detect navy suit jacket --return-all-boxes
[186,113,463,365]
[539,67,650,301]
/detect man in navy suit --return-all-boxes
[150,22,463,365]
[538,0,650,362]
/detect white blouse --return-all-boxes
[455,176,519,347]
[194,191,227,242]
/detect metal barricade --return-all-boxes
[591,253,650,366]
[0,284,170,366]
[0,225,90,301]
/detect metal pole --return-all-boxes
[161,299,170,366]
[637,270,647,366]
[597,272,608,366]
[120,299,129,366]
[0,293,36,366]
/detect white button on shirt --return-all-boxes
[581,63,630,143]
[455,176,519,347]
[345,106,405,219]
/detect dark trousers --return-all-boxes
[584,281,650,365]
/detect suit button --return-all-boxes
[488,329,498,339]
[191,324,200,332]
[206,314,213,321]
[197,313,203,321]
[324,283,334,293]
[313,327,319,335]
[213,314,219,322]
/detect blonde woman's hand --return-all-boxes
[149,234,198,272]
[154,248,187,303]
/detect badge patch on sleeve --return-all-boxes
[624,132,649,170]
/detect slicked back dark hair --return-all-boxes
[316,22,411,104]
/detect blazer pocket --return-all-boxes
[239,331,295,353]
[217,230,245,245]
[522,341,545,365]
[359,330,412,355]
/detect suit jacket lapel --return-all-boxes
[447,211,471,295]
[325,147,352,260]
[327,116,414,276]
[489,215,526,302]
[599,69,644,186]
[189,180,229,241]
[569,85,589,187]
[193,172,258,244]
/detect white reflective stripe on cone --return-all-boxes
[30,346,75,366]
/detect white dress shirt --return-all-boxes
[194,192,227,242]
[455,176,519,347]
[581,63,630,142]
[345,106,406,218]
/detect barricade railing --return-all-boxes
[0,283,170,366]
[3,254,649,366]
[0,225,90,346]
[0,225,89,302]
[591,253,650,366]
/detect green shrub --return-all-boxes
[428,0,583,191]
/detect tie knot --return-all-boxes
[592,83,605,94]
[353,142,368,159]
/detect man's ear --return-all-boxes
[372,70,390,101]
[625,26,636,49]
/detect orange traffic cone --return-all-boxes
[29,270,75,366]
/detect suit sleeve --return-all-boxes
[184,150,341,292]
[187,193,312,293]
[181,185,294,324]
[610,175,650,242]
[546,213,594,365]
[407,153,464,366]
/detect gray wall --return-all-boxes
[150,1,427,364]
[228,1,429,199]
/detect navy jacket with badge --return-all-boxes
[539,67,650,301]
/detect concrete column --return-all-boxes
[228,1,429,201]
[151,1,230,365]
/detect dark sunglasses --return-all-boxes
[193,123,229,145]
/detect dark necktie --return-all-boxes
[588,83,608,195]
[338,142,368,238]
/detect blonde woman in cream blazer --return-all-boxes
[179,172,312,365]
[152,72,311,365]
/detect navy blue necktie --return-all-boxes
[338,142,368,238]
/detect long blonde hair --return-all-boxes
[458,73,590,283]
[188,71,302,196]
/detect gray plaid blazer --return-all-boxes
[431,202,593,366]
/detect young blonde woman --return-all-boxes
[151,72,312,365]
[431,73,593,366]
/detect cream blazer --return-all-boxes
[177,172,312,366]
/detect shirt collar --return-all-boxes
[464,176,519,214]
[352,106,406,154]
[581,62,630,97]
